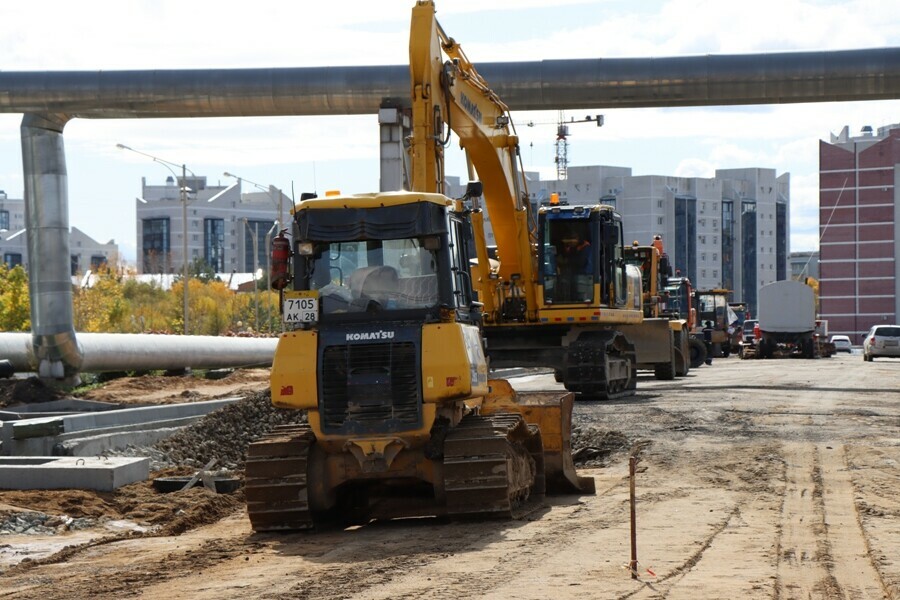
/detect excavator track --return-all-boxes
[442,413,544,519]
[245,424,315,532]
[563,332,637,400]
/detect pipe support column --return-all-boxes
[21,112,83,379]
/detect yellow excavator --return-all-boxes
[405,4,646,398]
[245,0,594,531]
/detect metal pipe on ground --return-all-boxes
[0,332,277,374]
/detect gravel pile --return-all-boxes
[107,390,307,471]
[106,389,627,472]
[0,512,95,535]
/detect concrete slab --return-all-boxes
[0,399,133,422]
[0,456,150,491]
[1,397,238,455]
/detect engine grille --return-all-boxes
[321,342,420,432]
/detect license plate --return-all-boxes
[283,291,318,324]
[884,340,899,347]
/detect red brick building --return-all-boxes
[819,124,900,342]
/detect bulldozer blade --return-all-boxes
[481,379,596,495]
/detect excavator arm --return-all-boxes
[409,0,537,321]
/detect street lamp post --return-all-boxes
[264,220,278,331]
[117,143,193,335]
[244,218,260,331]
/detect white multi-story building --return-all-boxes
[459,165,789,315]
[0,191,119,273]
[135,176,289,275]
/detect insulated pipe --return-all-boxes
[20,113,83,379]
[0,332,277,373]
[1,48,900,117]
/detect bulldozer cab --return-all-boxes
[538,205,626,307]
[292,194,479,326]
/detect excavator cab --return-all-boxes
[538,205,627,307]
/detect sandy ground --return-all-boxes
[1,354,898,599]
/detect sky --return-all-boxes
[2,0,900,263]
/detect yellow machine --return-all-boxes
[623,242,691,378]
[245,1,594,531]
[404,3,645,399]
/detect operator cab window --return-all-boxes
[542,218,595,304]
[307,237,440,314]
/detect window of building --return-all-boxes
[701,252,707,261]
[204,218,226,272]
[142,217,171,273]
[657,217,663,225]
[90,255,107,270]
[713,252,718,261]
[699,218,706,227]
[742,201,757,314]
[713,219,718,228]
[674,196,697,285]
[699,235,706,244]
[0,209,8,231]
[70,254,79,276]
[3,252,22,268]
[721,200,733,293]
[701,269,707,278]
[713,270,718,278]
[657,200,663,208]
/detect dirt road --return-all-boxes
[1,354,898,599]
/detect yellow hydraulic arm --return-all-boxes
[409,0,537,322]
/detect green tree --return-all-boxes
[188,257,220,284]
[0,264,31,331]
[122,278,172,332]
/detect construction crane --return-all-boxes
[526,111,603,179]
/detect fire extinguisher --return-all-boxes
[270,229,291,290]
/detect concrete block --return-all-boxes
[2,397,238,455]
[0,456,150,491]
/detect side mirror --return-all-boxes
[464,181,484,200]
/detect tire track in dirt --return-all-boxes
[775,444,837,599]
[820,444,888,599]
[775,443,886,600]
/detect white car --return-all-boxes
[830,334,852,353]
[863,325,900,361]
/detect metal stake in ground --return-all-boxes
[630,455,638,580]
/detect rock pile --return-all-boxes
[150,390,306,470]
[112,389,630,472]
[0,511,95,535]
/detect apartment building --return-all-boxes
[0,191,119,273]
[819,124,900,341]
[136,176,288,275]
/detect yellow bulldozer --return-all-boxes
[244,0,595,531]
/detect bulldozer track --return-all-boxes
[245,424,315,532]
[442,413,544,519]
